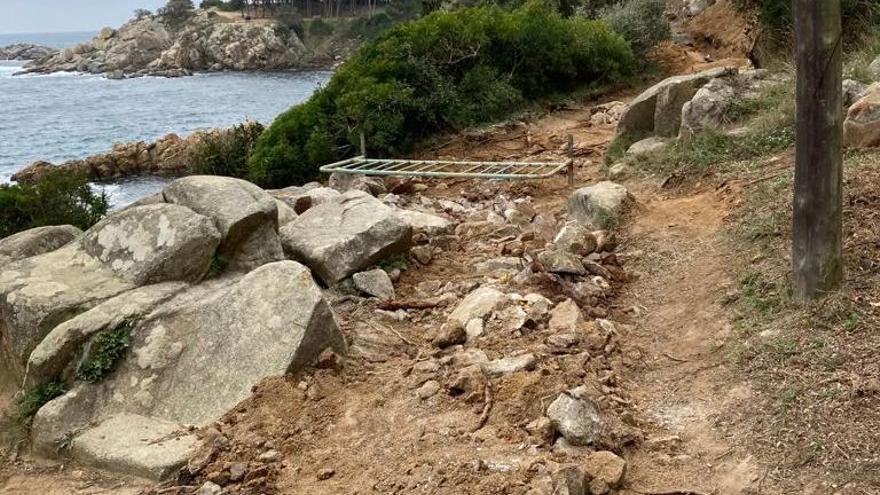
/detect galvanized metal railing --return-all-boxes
[319,134,576,185]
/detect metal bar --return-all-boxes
[320,156,568,180]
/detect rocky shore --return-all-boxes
[0,43,56,61]
[11,128,239,183]
[21,10,310,78]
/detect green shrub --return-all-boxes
[159,0,195,22]
[249,2,635,187]
[0,170,109,239]
[76,323,134,383]
[600,0,670,56]
[200,0,243,10]
[189,122,265,178]
[308,18,335,38]
[18,381,66,421]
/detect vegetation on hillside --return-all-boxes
[189,122,265,178]
[735,0,880,43]
[0,170,109,239]
[248,2,636,187]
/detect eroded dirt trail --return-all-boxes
[618,187,763,494]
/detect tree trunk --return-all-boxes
[792,0,844,299]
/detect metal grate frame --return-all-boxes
[320,156,570,180]
[319,133,577,185]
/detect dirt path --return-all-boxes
[616,186,765,494]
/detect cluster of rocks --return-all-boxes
[0,43,56,61]
[12,126,256,183]
[607,66,788,174]
[20,10,308,78]
[609,63,880,163]
[0,172,451,480]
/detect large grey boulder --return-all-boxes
[0,225,81,267]
[81,203,221,285]
[843,79,868,109]
[568,182,633,229]
[69,413,199,480]
[30,261,346,475]
[0,246,135,379]
[281,191,412,285]
[25,282,186,388]
[612,67,732,148]
[679,78,736,138]
[625,137,669,158]
[844,83,880,148]
[163,176,284,272]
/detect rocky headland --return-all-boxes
[0,43,56,61]
[21,9,311,78]
[12,126,250,184]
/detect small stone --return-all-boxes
[546,388,603,446]
[525,416,554,445]
[569,182,633,229]
[584,451,626,488]
[416,380,442,399]
[551,465,586,495]
[317,468,336,480]
[538,250,586,276]
[353,268,396,300]
[411,245,434,265]
[433,324,466,348]
[549,299,584,332]
[258,449,281,462]
[483,353,537,376]
[607,162,629,180]
[197,481,222,495]
[229,462,247,482]
[554,223,598,256]
[448,364,485,399]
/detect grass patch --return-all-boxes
[17,381,66,421]
[636,126,795,176]
[740,271,788,319]
[76,323,134,383]
[380,255,409,272]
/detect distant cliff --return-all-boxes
[0,43,56,61]
[22,10,312,78]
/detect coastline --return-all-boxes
[0,59,332,206]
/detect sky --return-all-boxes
[1,0,169,34]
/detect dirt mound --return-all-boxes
[684,0,758,61]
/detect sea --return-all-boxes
[0,31,331,207]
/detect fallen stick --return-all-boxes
[471,382,494,432]
[663,352,695,363]
[366,320,418,348]
[378,299,441,311]
[631,488,715,495]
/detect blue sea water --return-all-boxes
[0,33,331,207]
[0,31,96,49]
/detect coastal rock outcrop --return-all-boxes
[0,43,56,61]
[1,176,358,480]
[22,10,307,78]
[12,127,251,183]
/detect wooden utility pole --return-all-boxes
[792,0,844,299]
